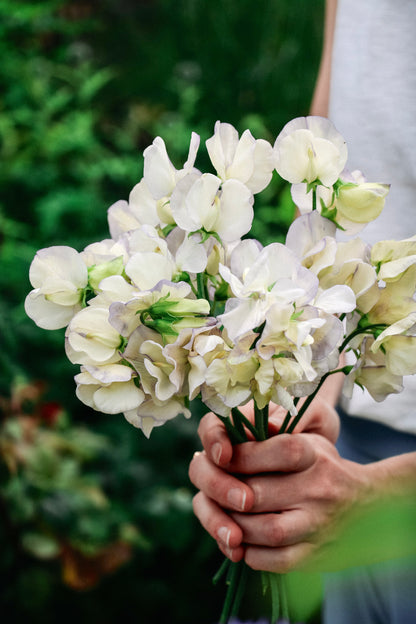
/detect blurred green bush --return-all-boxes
[0,0,324,622]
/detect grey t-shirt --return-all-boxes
[329,0,416,432]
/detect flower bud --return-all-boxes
[336,182,389,224]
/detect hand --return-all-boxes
[189,398,372,572]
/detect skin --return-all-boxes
[189,398,416,573]
[189,0,416,574]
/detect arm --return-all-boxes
[310,0,337,117]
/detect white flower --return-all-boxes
[218,243,319,341]
[81,239,129,267]
[336,181,389,225]
[166,228,209,274]
[204,347,258,409]
[274,116,347,186]
[206,121,274,193]
[65,307,123,366]
[75,363,144,414]
[125,251,175,291]
[370,312,416,375]
[371,236,416,281]
[285,212,337,274]
[345,337,404,402]
[368,265,416,325]
[143,132,200,200]
[122,326,190,403]
[318,238,379,314]
[170,172,254,242]
[25,246,88,329]
[124,396,191,438]
[109,280,210,340]
[291,170,389,234]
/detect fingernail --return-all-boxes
[217,526,231,547]
[212,442,222,465]
[227,487,246,511]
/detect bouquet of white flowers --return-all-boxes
[25,116,416,622]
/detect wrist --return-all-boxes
[365,452,416,500]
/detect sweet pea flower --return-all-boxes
[370,312,416,376]
[318,238,379,314]
[187,330,230,400]
[368,265,416,325]
[291,169,389,235]
[218,243,320,341]
[170,172,254,242]
[274,116,347,186]
[65,306,124,366]
[122,326,189,403]
[75,363,144,414]
[344,337,404,403]
[124,394,191,438]
[206,121,274,193]
[285,211,338,274]
[166,227,209,274]
[25,246,88,329]
[81,238,129,270]
[143,132,200,200]
[109,280,210,340]
[335,180,389,225]
[204,347,258,410]
[371,235,416,281]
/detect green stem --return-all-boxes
[278,574,290,621]
[232,408,259,440]
[213,558,231,586]
[254,403,267,441]
[339,322,387,353]
[312,185,317,212]
[285,366,351,435]
[231,408,249,442]
[230,560,249,617]
[216,414,246,444]
[218,561,242,624]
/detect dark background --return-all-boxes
[0,1,324,622]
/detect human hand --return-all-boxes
[189,398,372,572]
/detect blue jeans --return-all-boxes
[323,411,416,624]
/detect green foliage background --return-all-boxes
[0,1,324,622]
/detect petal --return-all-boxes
[315,285,356,314]
[29,246,88,290]
[215,179,254,241]
[143,137,177,199]
[94,380,144,414]
[206,121,239,180]
[175,232,208,273]
[25,291,79,329]
[125,252,174,290]
[107,199,141,239]
[128,180,160,227]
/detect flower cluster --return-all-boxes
[25,116,416,438]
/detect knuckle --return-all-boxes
[284,434,306,470]
[266,515,286,546]
[245,478,262,508]
[275,549,296,574]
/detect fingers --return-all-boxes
[197,412,234,467]
[192,492,245,563]
[229,433,316,475]
[189,451,255,512]
[231,509,315,547]
[244,542,315,573]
